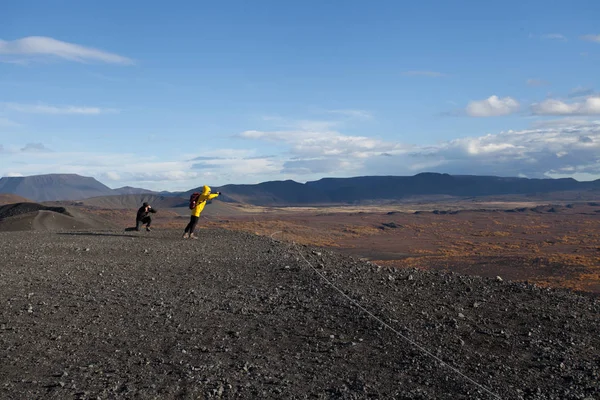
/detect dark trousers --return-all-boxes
[135,216,152,230]
[184,216,199,234]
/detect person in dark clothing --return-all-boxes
[135,202,157,231]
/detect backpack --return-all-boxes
[189,192,201,209]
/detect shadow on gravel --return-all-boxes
[57,232,143,238]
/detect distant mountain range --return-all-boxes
[1,172,599,205]
[113,186,158,195]
[192,172,600,205]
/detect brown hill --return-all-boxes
[0,194,31,206]
[0,202,117,232]
[113,186,157,195]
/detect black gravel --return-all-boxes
[0,229,598,399]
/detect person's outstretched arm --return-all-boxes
[207,192,221,200]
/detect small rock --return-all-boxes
[458,313,465,319]
[407,275,414,281]
[85,248,90,252]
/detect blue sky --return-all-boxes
[1,0,600,190]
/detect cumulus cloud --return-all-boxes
[3,103,117,115]
[237,116,411,175]
[365,121,600,179]
[531,97,600,115]
[103,171,121,181]
[581,34,600,43]
[4,118,600,189]
[239,128,406,160]
[466,96,520,117]
[402,70,446,77]
[0,36,133,65]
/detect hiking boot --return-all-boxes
[190,234,198,240]
[182,233,189,239]
[146,227,152,232]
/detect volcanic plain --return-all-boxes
[1,197,599,399]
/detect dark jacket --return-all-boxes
[136,205,157,221]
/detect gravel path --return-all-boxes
[0,229,598,399]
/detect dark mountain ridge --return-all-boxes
[195,173,600,206]
[2,172,600,205]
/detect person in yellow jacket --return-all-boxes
[183,185,221,239]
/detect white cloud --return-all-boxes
[540,33,567,41]
[581,34,600,43]
[0,36,133,65]
[365,121,600,179]
[237,117,410,175]
[103,171,121,181]
[2,103,117,115]
[466,96,520,117]
[531,97,600,115]
[402,70,446,78]
[4,119,600,189]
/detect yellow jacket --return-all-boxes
[191,185,220,217]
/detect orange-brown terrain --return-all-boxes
[77,200,600,296]
[5,197,599,296]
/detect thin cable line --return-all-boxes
[288,239,502,400]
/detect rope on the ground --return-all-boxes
[272,231,502,400]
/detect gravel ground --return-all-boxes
[0,229,598,399]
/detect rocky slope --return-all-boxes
[0,229,598,399]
